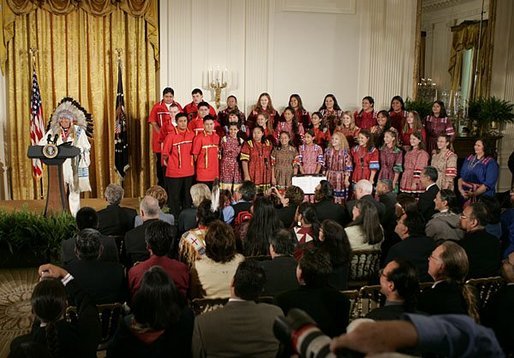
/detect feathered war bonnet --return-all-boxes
[48,97,93,138]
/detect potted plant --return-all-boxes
[405,98,433,120]
[467,97,514,136]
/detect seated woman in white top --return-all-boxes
[190,220,244,299]
[345,199,384,251]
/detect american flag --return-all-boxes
[115,61,129,178]
[30,68,45,177]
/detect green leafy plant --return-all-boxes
[0,210,76,267]
[405,98,433,120]
[468,96,514,135]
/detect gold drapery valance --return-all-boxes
[3,0,160,200]
[1,0,159,73]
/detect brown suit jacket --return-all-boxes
[192,300,283,357]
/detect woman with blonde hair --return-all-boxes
[323,131,353,204]
[335,111,360,147]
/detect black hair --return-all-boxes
[233,260,266,300]
[315,180,334,201]
[76,207,98,230]
[203,114,214,122]
[131,266,183,330]
[423,166,438,183]
[439,189,461,214]
[145,221,177,257]
[75,228,102,260]
[192,88,203,95]
[388,95,406,112]
[198,101,210,110]
[403,213,426,237]
[237,181,257,202]
[252,125,267,143]
[431,100,448,118]
[176,112,188,121]
[478,195,501,225]
[469,201,491,226]
[245,196,283,256]
[196,199,220,227]
[386,258,419,312]
[318,220,352,268]
[270,229,295,255]
[297,202,320,241]
[163,87,174,96]
[299,248,332,287]
[319,94,341,111]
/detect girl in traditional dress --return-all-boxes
[240,125,274,192]
[318,94,343,133]
[388,95,408,133]
[272,131,299,190]
[255,112,276,146]
[458,139,499,202]
[370,110,392,148]
[431,134,458,190]
[354,96,377,130]
[401,111,426,151]
[220,123,244,191]
[351,129,380,184]
[298,130,324,202]
[323,131,353,204]
[425,100,455,154]
[40,98,92,216]
[378,129,403,191]
[275,106,305,147]
[247,92,279,129]
[334,111,360,148]
[289,94,311,129]
[400,131,430,195]
[310,112,331,148]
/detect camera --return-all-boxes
[273,309,361,358]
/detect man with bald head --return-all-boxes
[124,195,161,266]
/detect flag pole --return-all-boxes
[29,47,44,199]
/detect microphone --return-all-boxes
[53,134,58,144]
[47,134,52,143]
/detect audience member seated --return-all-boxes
[260,229,299,296]
[179,199,220,268]
[330,314,503,357]
[223,180,256,225]
[128,221,189,298]
[61,207,119,266]
[426,189,464,242]
[459,202,501,278]
[417,166,439,222]
[346,179,386,224]
[314,180,349,226]
[10,264,101,358]
[108,267,194,357]
[367,258,419,320]
[190,220,244,299]
[418,241,477,318]
[318,220,352,290]
[501,188,514,258]
[124,196,161,266]
[274,185,304,229]
[192,260,283,357]
[242,196,284,256]
[292,202,320,259]
[134,185,174,227]
[276,248,350,338]
[385,213,434,282]
[345,199,383,251]
[65,228,126,304]
[178,183,211,234]
[97,183,137,237]
[376,179,397,233]
[482,252,514,355]
[479,195,503,239]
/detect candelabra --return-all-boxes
[417,78,438,102]
[208,68,228,109]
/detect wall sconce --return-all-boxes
[208,67,228,109]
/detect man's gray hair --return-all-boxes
[105,184,124,205]
[140,195,160,218]
[356,179,373,195]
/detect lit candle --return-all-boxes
[209,69,213,84]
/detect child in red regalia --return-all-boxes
[220,123,243,191]
[354,96,377,130]
[191,116,220,188]
[351,129,380,184]
[310,112,331,149]
[240,126,274,192]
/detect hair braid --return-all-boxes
[45,321,61,358]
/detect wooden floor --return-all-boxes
[0,198,140,213]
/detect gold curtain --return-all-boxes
[2,0,159,200]
[448,16,494,99]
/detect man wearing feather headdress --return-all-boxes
[39,98,93,216]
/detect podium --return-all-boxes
[28,143,80,216]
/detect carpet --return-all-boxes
[0,268,38,358]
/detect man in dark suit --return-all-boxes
[377,179,400,263]
[276,248,350,338]
[61,207,119,265]
[482,252,514,355]
[124,195,161,266]
[459,202,501,278]
[385,213,435,282]
[192,260,283,357]
[314,180,349,226]
[418,166,439,222]
[346,179,386,224]
[367,259,419,321]
[65,228,126,304]
[97,184,137,237]
[261,229,299,296]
